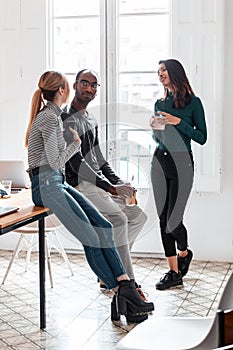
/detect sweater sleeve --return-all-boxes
[176,97,207,145]
[40,113,80,170]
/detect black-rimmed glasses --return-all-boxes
[76,79,100,90]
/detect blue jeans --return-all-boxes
[30,169,126,289]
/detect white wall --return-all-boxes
[0,0,47,161]
[0,0,233,262]
[183,0,233,262]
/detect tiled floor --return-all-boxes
[0,249,232,350]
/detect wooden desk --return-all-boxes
[0,190,50,329]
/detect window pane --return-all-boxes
[118,1,169,186]
[119,0,169,14]
[53,0,99,17]
[119,15,169,72]
[119,73,163,112]
[118,128,154,187]
[53,18,100,73]
[51,1,101,107]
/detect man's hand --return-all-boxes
[109,184,135,198]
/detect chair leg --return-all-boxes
[53,232,74,276]
[25,235,35,272]
[2,234,24,284]
[2,229,73,287]
[45,235,53,288]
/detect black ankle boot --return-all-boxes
[131,279,148,301]
[116,280,154,316]
[111,295,149,324]
[111,295,120,321]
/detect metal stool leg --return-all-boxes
[53,232,74,276]
[25,235,36,272]
[2,226,73,288]
[45,234,53,288]
[2,234,24,284]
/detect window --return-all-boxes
[118,0,169,109]
[50,1,224,192]
[117,1,169,185]
[50,0,101,106]
[50,0,169,187]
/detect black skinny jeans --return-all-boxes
[151,149,194,257]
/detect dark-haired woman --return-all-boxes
[150,59,207,290]
[26,71,154,322]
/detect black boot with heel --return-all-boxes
[118,279,154,313]
[111,280,154,323]
[111,295,149,323]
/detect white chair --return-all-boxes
[2,214,74,288]
[116,270,233,350]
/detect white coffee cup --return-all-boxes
[150,115,165,130]
[1,180,12,196]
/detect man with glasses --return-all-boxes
[62,69,148,298]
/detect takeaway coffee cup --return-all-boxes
[150,114,165,130]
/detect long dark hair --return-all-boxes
[159,59,194,108]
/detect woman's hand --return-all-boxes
[69,127,81,144]
[157,111,181,125]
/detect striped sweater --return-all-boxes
[28,101,80,172]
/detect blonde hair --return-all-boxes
[25,71,69,147]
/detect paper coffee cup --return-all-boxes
[150,116,165,130]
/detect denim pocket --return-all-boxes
[31,170,63,206]
[31,174,43,206]
[39,170,63,185]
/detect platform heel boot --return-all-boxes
[111,294,149,324]
[116,280,154,316]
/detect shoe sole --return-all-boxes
[126,313,148,324]
[156,281,183,291]
[111,297,151,323]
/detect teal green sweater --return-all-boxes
[152,92,207,152]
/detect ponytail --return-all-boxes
[25,89,44,147]
[25,71,68,147]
